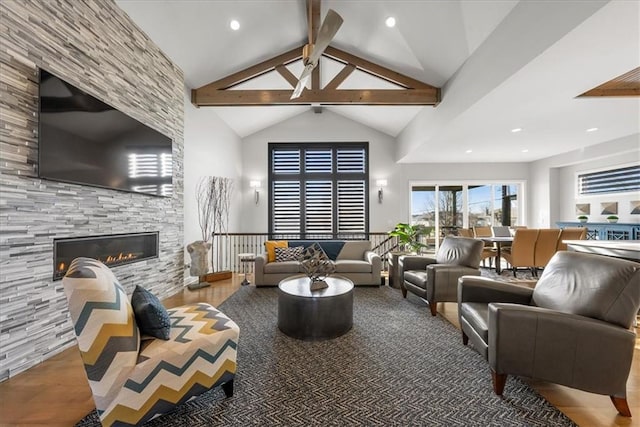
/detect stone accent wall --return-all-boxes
[0,0,185,380]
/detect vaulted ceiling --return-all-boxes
[116,0,640,163]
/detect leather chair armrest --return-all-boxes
[427,264,480,302]
[457,276,534,304]
[254,254,267,285]
[488,303,636,397]
[398,255,436,271]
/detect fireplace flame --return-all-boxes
[58,262,65,272]
[104,253,137,264]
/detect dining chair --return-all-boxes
[556,227,587,251]
[533,229,562,274]
[501,229,539,277]
[457,228,473,238]
[473,226,496,268]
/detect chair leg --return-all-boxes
[491,370,507,395]
[610,396,632,417]
[222,379,234,397]
[512,267,517,278]
[428,300,437,316]
[462,331,469,345]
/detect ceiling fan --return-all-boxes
[290,8,343,99]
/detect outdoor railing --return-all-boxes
[209,232,400,273]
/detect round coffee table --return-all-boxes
[277,275,354,340]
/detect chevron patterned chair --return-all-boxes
[62,257,238,426]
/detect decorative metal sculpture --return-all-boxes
[300,243,335,291]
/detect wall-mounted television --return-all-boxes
[38,69,173,197]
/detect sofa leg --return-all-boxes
[401,286,407,298]
[429,301,437,316]
[610,396,632,417]
[222,379,234,398]
[462,331,468,345]
[491,370,507,395]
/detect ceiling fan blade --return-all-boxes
[290,9,343,99]
[308,9,343,65]
[290,64,314,99]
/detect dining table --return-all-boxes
[479,236,514,274]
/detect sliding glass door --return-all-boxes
[410,186,437,250]
[410,181,524,250]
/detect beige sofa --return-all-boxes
[254,240,381,286]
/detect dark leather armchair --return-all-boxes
[458,251,640,417]
[400,236,484,316]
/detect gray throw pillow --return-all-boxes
[131,285,171,340]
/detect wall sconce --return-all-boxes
[376,179,387,203]
[249,180,261,204]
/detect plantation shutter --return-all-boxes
[269,143,368,239]
[578,165,640,195]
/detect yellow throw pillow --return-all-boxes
[265,240,288,262]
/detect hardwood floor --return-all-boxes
[0,275,638,426]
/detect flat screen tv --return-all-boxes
[38,69,173,197]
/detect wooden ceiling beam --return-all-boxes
[324,46,437,91]
[192,88,439,106]
[324,63,356,90]
[308,0,320,45]
[307,0,321,90]
[275,65,298,88]
[195,46,303,92]
[578,88,640,97]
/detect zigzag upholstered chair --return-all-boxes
[62,258,238,426]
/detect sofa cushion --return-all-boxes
[275,246,304,262]
[533,251,640,328]
[336,241,371,260]
[131,285,171,340]
[403,270,428,289]
[125,303,239,426]
[265,240,288,262]
[460,302,490,342]
[334,260,372,273]
[264,260,302,274]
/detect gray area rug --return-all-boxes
[77,285,574,426]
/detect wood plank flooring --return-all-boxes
[0,275,637,426]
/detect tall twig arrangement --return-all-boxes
[195,176,234,272]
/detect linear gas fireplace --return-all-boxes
[53,232,159,280]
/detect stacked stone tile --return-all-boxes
[0,0,185,380]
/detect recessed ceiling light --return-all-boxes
[230,20,240,31]
[465,149,473,154]
[385,16,396,28]
[522,149,529,153]
[586,127,598,132]
[511,128,522,133]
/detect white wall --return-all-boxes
[240,109,400,232]
[529,133,640,227]
[240,109,529,232]
[183,88,242,277]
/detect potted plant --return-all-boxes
[388,223,428,253]
[577,215,588,223]
[606,215,618,223]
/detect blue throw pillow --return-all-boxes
[131,285,171,340]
